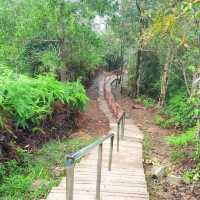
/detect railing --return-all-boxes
[117,112,126,152]
[103,75,126,151]
[65,133,114,200]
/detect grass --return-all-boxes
[0,136,95,200]
[135,95,156,109]
[143,134,152,155]
[154,113,176,129]
[166,128,196,164]
[182,162,200,183]
[166,128,196,147]
[154,114,165,126]
[166,127,200,181]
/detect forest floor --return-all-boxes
[111,86,200,200]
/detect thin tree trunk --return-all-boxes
[182,67,191,96]
[133,0,145,97]
[178,60,191,96]
[58,0,67,81]
[136,48,142,96]
[191,7,200,96]
[159,49,174,107]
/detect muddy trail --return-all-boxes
[111,85,200,200]
[77,72,110,137]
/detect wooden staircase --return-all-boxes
[46,74,149,200]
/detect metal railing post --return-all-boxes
[66,157,75,200]
[117,121,120,152]
[65,133,114,200]
[124,113,126,134]
[121,113,125,139]
[96,144,103,200]
[108,135,114,171]
[121,116,124,139]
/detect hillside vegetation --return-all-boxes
[0,0,199,199]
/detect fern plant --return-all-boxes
[0,72,88,128]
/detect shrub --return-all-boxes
[154,114,164,125]
[135,95,156,108]
[154,114,172,129]
[170,150,188,163]
[166,128,197,147]
[167,128,199,173]
[161,92,198,129]
[183,162,200,183]
[0,72,88,128]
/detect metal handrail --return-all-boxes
[65,133,114,200]
[117,112,126,152]
[104,76,126,152]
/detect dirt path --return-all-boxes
[76,73,110,138]
[112,89,200,200]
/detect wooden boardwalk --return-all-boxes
[46,74,149,200]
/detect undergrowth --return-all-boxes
[0,71,88,129]
[0,137,94,200]
[135,95,156,108]
[166,128,200,182]
[143,134,152,155]
[158,93,198,129]
[166,128,197,146]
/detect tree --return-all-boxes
[0,0,116,81]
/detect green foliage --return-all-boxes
[0,72,88,128]
[140,51,161,98]
[135,95,156,108]
[143,134,152,154]
[154,114,176,129]
[166,128,199,168]
[161,93,197,129]
[170,149,189,164]
[0,137,94,200]
[39,49,63,73]
[154,114,165,127]
[0,0,111,79]
[183,162,200,183]
[166,128,197,147]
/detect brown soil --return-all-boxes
[112,90,200,200]
[75,73,110,138]
[0,101,77,161]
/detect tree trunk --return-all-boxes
[191,7,200,97]
[58,0,67,81]
[136,48,142,96]
[159,49,174,107]
[133,0,145,97]
[178,60,191,96]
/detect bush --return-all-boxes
[166,128,197,147]
[135,95,156,108]
[183,162,200,183]
[161,92,198,129]
[166,128,197,161]
[0,72,88,128]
